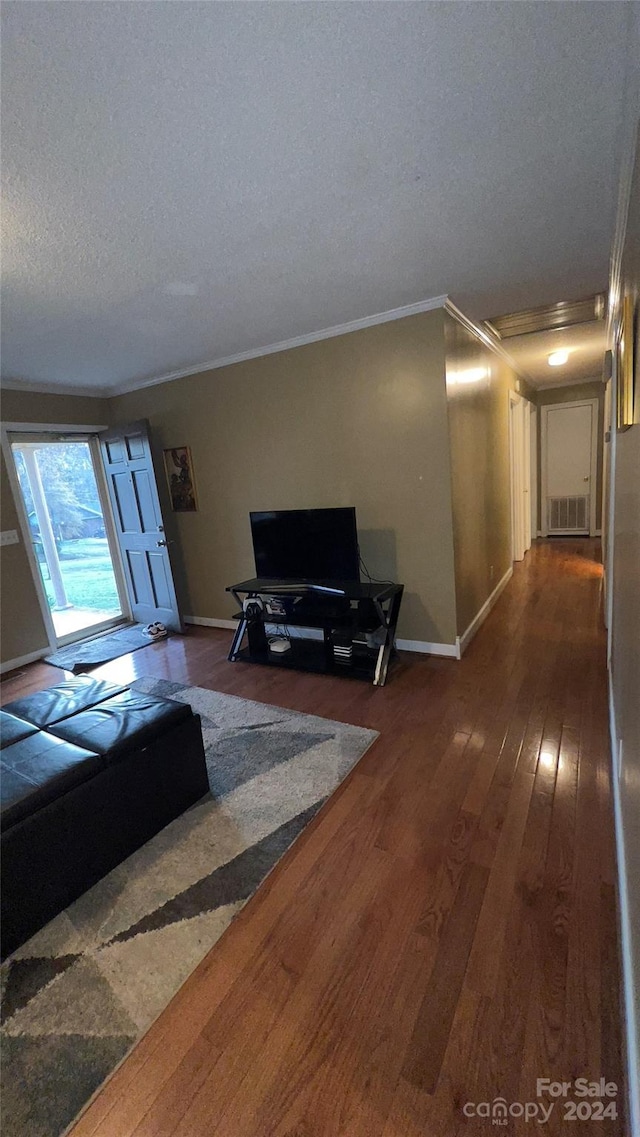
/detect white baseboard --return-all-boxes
[0,647,48,676]
[608,676,640,1136]
[184,615,236,630]
[395,638,459,658]
[184,616,459,659]
[456,566,513,657]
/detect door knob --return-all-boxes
[583,476,590,482]
[156,540,168,547]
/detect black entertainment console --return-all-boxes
[226,578,404,687]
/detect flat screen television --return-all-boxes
[250,508,360,581]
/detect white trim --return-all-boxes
[0,648,48,675]
[2,294,529,401]
[1,378,112,398]
[529,404,538,543]
[184,616,236,630]
[456,566,513,657]
[1,296,446,399]
[444,299,531,387]
[608,677,640,1136]
[509,390,528,561]
[0,421,126,655]
[540,398,599,536]
[396,638,459,658]
[606,365,618,667]
[88,434,133,626]
[184,617,459,659]
[109,294,449,396]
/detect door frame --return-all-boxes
[529,403,538,543]
[540,398,599,537]
[0,421,131,650]
[508,391,530,562]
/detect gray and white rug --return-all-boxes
[1,679,378,1137]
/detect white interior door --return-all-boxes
[530,405,538,540]
[523,402,532,551]
[542,400,597,535]
[99,421,183,630]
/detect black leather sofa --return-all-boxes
[0,676,209,959]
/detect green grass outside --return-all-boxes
[43,538,121,612]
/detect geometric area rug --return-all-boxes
[0,679,378,1137]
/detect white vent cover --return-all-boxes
[548,496,589,533]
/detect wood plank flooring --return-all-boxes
[1,539,625,1136]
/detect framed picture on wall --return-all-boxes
[163,446,198,511]
[617,293,637,431]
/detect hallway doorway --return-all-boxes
[509,390,532,561]
[541,398,599,535]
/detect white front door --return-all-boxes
[542,400,597,535]
[99,421,183,630]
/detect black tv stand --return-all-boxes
[226,578,404,687]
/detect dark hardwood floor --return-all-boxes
[1,539,625,1135]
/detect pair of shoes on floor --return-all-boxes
[143,622,168,640]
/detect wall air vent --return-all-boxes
[548,496,589,534]
[485,295,605,340]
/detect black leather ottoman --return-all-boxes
[1,677,209,959]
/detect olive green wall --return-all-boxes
[0,448,49,664]
[444,312,529,638]
[1,306,533,664]
[109,309,459,645]
[1,389,110,432]
[535,380,605,532]
[0,389,110,666]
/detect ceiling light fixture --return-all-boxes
[548,350,569,367]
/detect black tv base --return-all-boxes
[226,578,404,687]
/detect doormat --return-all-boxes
[0,678,379,1137]
[44,624,168,673]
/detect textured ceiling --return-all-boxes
[0,1,634,394]
[503,322,607,389]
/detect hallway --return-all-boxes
[2,539,624,1136]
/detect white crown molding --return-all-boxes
[2,291,528,402]
[1,377,112,399]
[444,298,533,388]
[108,294,449,397]
[1,295,448,400]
